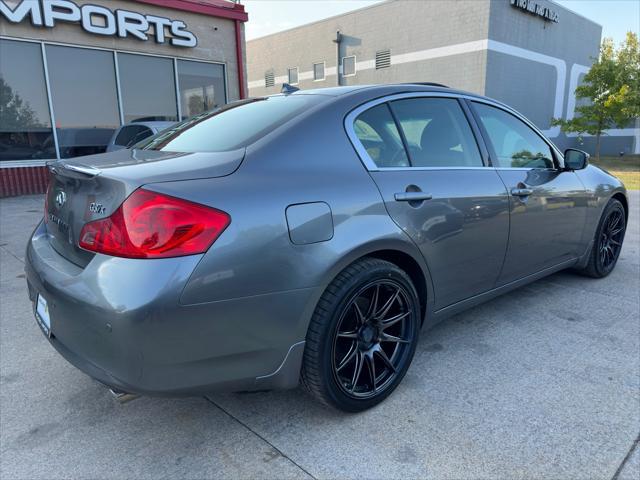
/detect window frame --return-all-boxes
[342,55,357,77]
[345,92,563,172]
[287,66,299,85]
[467,99,561,170]
[313,61,326,82]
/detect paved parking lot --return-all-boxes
[1,192,639,480]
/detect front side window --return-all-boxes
[389,98,483,167]
[472,102,554,169]
[288,67,299,85]
[313,62,325,81]
[0,39,55,161]
[353,104,408,168]
[138,95,323,153]
[46,45,120,158]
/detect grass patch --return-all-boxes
[590,155,640,190]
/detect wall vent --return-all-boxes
[265,71,275,87]
[375,50,391,69]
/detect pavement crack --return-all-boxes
[203,396,317,480]
[612,433,640,480]
[0,244,24,264]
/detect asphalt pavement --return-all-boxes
[1,192,638,480]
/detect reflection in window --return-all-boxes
[118,53,178,124]
[353,103,408,168]
[473,102,554,169]
[177,60,225,120]
[46,45,120,159]
[390,98,482,167]
[0,39,55,161]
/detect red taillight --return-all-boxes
[79,189,230,259]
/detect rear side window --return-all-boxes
[389,98,483,167]
[472,102,554,169]
[353,104,408,168]
[138,96,323,153]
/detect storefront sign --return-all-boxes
[0,0,197,47]
[510,0,559,23]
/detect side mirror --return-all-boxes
[564,149,589,170]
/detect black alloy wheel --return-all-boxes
[302,257,420,412]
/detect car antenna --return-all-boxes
[281,83,300,95]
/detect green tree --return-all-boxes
[552,32,640,160]
[0,77,41,129]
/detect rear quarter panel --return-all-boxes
[145,97,432,342]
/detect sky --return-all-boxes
[242,0,640,45]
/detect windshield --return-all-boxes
[136,95,323,153]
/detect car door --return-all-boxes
[469,100,588,285]
[348,94,510,310]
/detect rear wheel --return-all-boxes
[577,198,626,278]
[301,258,420,412]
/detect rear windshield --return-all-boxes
[136,95,323,153]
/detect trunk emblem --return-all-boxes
[55,191,67,208]
[89,202,106,215]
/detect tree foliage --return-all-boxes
[0,77,42,129]
[552,32,639,158]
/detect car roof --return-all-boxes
[280,83,487,101]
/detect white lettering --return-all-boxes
[81,4,116,36]
[146,15,172,43]
[42,0,81,28]
[170,20,197,48]
[116,9,149,41]
[0,0,42,25]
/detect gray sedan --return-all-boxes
[25,84,628,412]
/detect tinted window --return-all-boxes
[114,125,152,147]
[343,56,356,76]
[177,60,225,120]
[390,98,482,167]
[0,39,55,161]
[473,102,554,169]
[46,45,120,158]
[118,53,177,124]
[138,95,322,153]
[353,104,409,168]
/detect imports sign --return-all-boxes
[510,0,559,23]
[0,0,197,47]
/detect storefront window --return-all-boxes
[0,39,56,161]
[118,53,178,123]
[45,45,120,159]
[177,60,226,120]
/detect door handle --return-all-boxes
[394,192,433,202]
[511,187,533,197]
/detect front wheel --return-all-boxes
[577,198,626,278]
[301,258,420,412]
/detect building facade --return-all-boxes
[247,0,639,156]
[0,0,248,196]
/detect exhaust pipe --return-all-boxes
[109,388,139,404]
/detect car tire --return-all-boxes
[577,198,626,278]
[301,257,421,412]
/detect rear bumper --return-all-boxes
[25,221,314,395]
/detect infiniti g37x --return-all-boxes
[26,84,628,412]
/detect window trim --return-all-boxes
[345,91,563,172]
[287,66,299,85]
[312,61,326,82]
[342,55,357,77]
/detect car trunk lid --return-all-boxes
[45,148,244,267]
